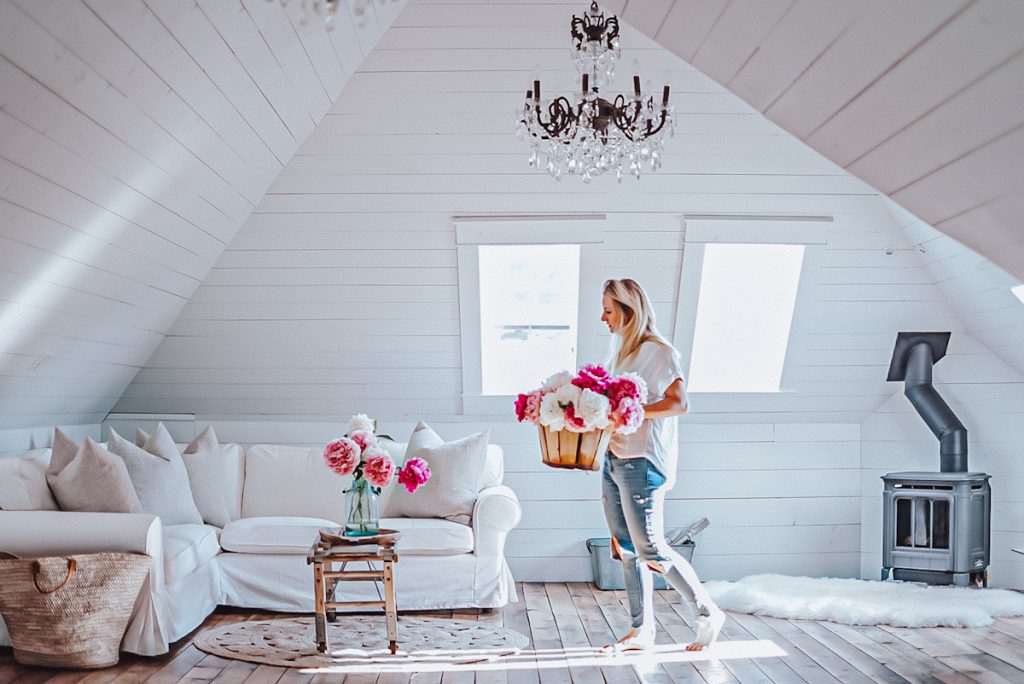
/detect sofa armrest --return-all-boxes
[472,485,522,556]
[0,511,163,584]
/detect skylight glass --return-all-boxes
[1012,284,1024,305]
[687,243,805,392]
[478,244,580,395]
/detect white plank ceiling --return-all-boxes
[0,0,404,429]
[633,0,1024,282]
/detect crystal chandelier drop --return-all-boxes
[515,2,674,182]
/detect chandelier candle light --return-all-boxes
[516,1,674,182]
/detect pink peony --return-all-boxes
[397,457,431,493]
[362,448,395,487]
[348,430,377,454]
[607,373,646,408]
[563,403,588,432]
[572,364,611,393]
[611,397,644,434]
[514,390,543,424]
[323,438,360,476]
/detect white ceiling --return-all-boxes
[621,0,1024,282]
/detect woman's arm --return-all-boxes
[642,378,689,418]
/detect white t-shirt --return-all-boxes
[608,340,686,489]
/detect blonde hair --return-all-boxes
[603,278,671,371]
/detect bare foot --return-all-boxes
[687,609,725,652]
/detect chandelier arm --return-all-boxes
[530,95,579,139]
[604,16,619,49]
[612,95,643,141]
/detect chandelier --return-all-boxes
[515,2,674,182]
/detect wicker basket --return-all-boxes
[538,425,614,471]
[0,551,151,668]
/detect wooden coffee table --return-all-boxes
[307,528,401,654]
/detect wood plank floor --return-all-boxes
[3,582,1024,683]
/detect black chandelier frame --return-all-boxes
[520,2,672,148]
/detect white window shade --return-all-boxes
[687,244,805,392]
[478,245,580,395]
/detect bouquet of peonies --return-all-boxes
[515,364,647,434]
[515,365,647,471]
[324,414,431,493]
[323,414,431,535]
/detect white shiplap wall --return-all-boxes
[0,0,402,437]
[112,2,982,580]
[858,207,1024,589]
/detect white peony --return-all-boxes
[539,392,567,431]
[576,388,611,430]
[554,382,582,405]
[541,371,573,391]
[347,413,375,435]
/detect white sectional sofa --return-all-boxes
[0,439,521,656]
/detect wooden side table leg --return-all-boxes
[313,560,328,654]
[384,559,398,654]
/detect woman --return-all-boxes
[600,278,725,652]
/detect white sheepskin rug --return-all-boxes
[704,574,1024,628]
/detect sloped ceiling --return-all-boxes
[622,0,1024,282]
[0,0,405,429]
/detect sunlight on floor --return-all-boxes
[299,640,787,674]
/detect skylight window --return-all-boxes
[1012,284,1024,305]
[478,244,580,395]
[687,243,805,392]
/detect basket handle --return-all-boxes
[32,558,76,594]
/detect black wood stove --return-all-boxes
[881,332,991,587]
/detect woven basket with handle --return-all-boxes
[0,551,151,668]
[538,424,614,471]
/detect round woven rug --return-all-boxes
[194,616,530,668]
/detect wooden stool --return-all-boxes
[306,528,401,654]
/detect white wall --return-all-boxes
[0,423,99,453]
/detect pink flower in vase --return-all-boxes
[397,457,431,493]
[362,447,395,487]
[323,437,360,476]
[349,430,377,454]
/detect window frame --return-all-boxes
[456,217,605,415]
[672,217,829,403]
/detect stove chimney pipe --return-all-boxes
[887,332,968,473]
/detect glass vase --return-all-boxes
[344,479,380,537]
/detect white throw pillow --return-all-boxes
[108,424,203,525]
[382,422,490,525]
[46,429,142,513]
[241,445,346,522]
[139,425,244,528]
[0,449,58,511]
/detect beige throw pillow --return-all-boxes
[137,425,242,528]
[45,429,142,513]
[109,424,203,526]
[0,450,59,510]
[382,422,490,526]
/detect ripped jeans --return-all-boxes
[602,452,716,631]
